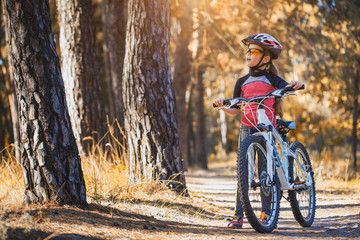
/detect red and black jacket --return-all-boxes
[233,69,288,128]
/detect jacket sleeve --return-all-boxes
[232,77,246,109]
[270,75,288,89]
[233,76,247,98]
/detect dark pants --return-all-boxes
[234,124,271,219]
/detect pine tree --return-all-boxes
[3,0,86,205]
[122,0,187,193]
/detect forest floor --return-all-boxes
[1,163,360,240]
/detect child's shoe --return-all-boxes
[227,216,243,229]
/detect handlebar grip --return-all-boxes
[212,99,231,108]
[283,86,295,92]
[283,84,305,93]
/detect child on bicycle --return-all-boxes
[214,33,304,229]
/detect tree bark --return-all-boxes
[102,0,127,125]
[173,1,192,169]
[194,65,208,169]
[57,0,106,155]
[3,0,86,205]
[123,0,187,193]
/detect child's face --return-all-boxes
[245,44,269,68]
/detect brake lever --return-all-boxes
[216,106,230,111]
[219,103,241,111]
[282,93,297,98]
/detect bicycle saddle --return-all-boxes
[276,119,296,130]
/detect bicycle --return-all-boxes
[213,86,316,233]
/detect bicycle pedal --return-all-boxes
[295,181,305,185]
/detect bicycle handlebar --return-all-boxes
[212,85,305,108]
[282,84,305,93]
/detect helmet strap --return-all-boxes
[250,55,272,71]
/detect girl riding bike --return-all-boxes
[214,33,304,229]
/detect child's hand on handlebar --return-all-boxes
[288,80,304,90]
[214,97,225,107]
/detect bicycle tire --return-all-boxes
[238,135,280,233]
[288,141,316,227]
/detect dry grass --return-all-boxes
[82,120,187,206]
[0,137,359,206]
[0,145,24,210]
[0,121,202,210]
[310,147,360,192]
[0,122,220,239]
[208,146,360,192]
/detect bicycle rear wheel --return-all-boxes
[288,141,316,227]
[238,135,280,233]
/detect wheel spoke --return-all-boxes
[288,142,316,227]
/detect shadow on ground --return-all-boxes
[2,200,359,239]
[6,227,100,240]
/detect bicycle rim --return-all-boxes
[289,142,316,227]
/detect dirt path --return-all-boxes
[2,166,360,239]
[185,167,360,239]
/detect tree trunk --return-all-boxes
[352,68,359,169]
[218,77,229,155]
[57,0,106,155]
[191,7,207,169]
[0,101,4,151]
[122,0,187,193]
[0,9,16,154]
[0,96,12,149]
[186,82,196,167]
[173,1,192,169]
[206,78,216,155]
[194,65,208,169]
[102,0,127,125]
[3,0,86,205]
[8,77,20,161]
[3,48,21,161]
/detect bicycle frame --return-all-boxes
[253,106,313,191]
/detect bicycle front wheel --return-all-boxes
[288,141,316,227]
[238,135,280,233]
